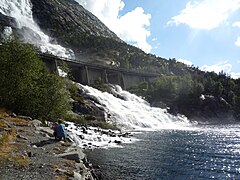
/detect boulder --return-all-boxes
[56,148,85,163]
[0,13,17,28]
[32,119,42,127]
[36,127,54,137]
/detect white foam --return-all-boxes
[66,122,136,149]
[78,84,192,131]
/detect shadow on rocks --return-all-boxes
[31,139,57,147]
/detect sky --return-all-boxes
[75,0,240,79]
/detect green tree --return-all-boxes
[0,37,70,120]
[213,82,224,97]
[227,91,236,105]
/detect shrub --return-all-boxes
[0,37,70,120]
[63,113,86,125]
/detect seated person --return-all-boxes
[54,119,67,141]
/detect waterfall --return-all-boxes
[78,84,192,131]
[65,84,192,149]
[0,0,74,58]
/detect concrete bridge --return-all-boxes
[0,16,159,89]
[39,53,160,89]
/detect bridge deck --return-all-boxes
[38,53,160,77]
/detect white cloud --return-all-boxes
[168,0,240,30]
[152,38,157,41]
[177,58,193,66]
[233,21,240,28]
[200,61,240,79]
[200,61,232,73]
[75,0,152,53]
[235,37,240,46]
[230,72,240,79]
[233,22,240,46]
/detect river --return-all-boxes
[87,124,240,179]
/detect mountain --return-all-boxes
[30,0,122,46]
[30,0,170,71]
[0,0,189,74]
[31,0,127,64]
[0,0,240,122]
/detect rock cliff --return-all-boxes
[30,0,125,59]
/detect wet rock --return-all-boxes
[82,126,88,134]
[0,12,17,28]
[114,140,121,144]
[78,135,84,139]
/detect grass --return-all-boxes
[53,160,76,180]
[56,170,74,180]
[0,108,9,118]
[0,125,31,167]
[56,174,68,180]
[0,152,31,166]
[0,128,17,145]
[5,117,29,126]
[0,120,8,128]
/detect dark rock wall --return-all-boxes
[30,0,122,50]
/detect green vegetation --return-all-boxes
[130,71,240,119]
[88,120,119,130]
[93,78,112,92]
[0,37,70,120]
[0,114,31,167]
[63,113,86,125]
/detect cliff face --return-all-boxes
[30,0,124,58]
[31,0,121,41]
[0,13,17,28]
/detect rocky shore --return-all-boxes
[0,110,98,180]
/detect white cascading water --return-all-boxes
[65,84,192,149]
[0,0,74,58]
[78,84,192,131]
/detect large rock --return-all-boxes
[32,119,42,127]
[0,13,17,28]
[56,148,85,163]
[36,127,54,137]
[73,101,105,120]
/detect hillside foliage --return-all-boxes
[130,71,240,120]
[0,37,70,120]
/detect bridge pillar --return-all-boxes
[84,66,90,85]
[42,58,58,73]
[118,72,126,90]
[103,69,108,83]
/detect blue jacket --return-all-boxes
[56,124,67,138]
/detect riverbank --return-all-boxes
[0,109,96,180]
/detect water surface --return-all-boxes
[87,124,240,179]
